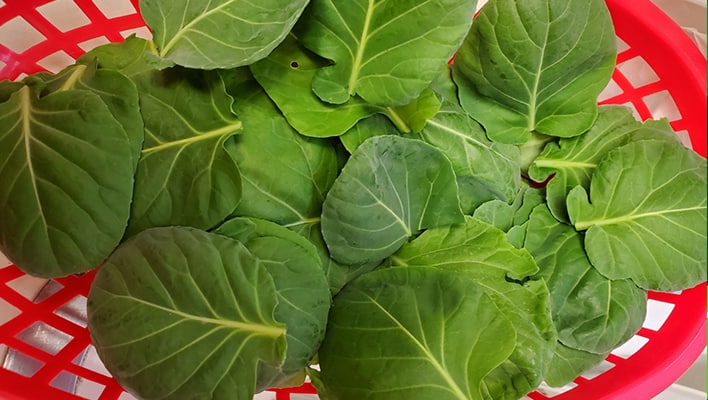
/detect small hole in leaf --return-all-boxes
[290,61,299,69]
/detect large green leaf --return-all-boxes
[568,140,707,291]
[213,217,331,390]
[544,343,607,387]
[390,217,556,399]
[139,0,309,69]
[88,226,287,400]
[0,85,135,278]
[321,135,464,265]
[78,36,174,78]
[295,0,478,106]
[221,68,339,229]
[453,0,616,144]
[415,97,521,210]
[339,113,400,154]
[524,205,646,354]
[126,67,242,236]
[318,266,517,400]
[529,105,681,221]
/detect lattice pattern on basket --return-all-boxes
[0,0,148,80]
[0,0,706,399]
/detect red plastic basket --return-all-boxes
[0,0,705,399]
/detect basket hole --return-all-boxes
[74,374,108,399]
[642,90,682,122]
[0,16,47,53]
[610,335,649,359]
[93,0,137,19]
[0,253,10,267]
[618,102,641,120]
[598,78,623,102]
[0,301,20,327]
[643,299,675,331]
[33,280,64,303]
[49,370,83,395]
[616,56,659,88]
[78,36,112,53]
[5,273,48,301]
[36,50,76,74]
[16,321,73,355]
[37,0,92,33]
[579,359,615,380]
[120,27,153,40]
[54,294,88,328]
[534,380,578,398]
[1,350,45,377]
[118,392,139,400]
[674,129,693,150]
[616,38,630,53]
[74,345,111,377]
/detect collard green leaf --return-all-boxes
[214,217,330,390]
[26,61,144,170]
[126,67,242,236]
[78,36,175,78]
[0,85,135,278]
[568,140,707,291]
[453,0,616,144]
[415,98,521,212]
[295,0,478,106]
[339,114,400,154]
[88,226,287,400]
[529,105,681,222]
[318,266,517,400]
[390,217,556,399]
[524,205,646,354]
[221,68,339,229]
[140,0,309,69]
[251,37,441,137]
[0,80,24,103]
[544,343,607,387]
[321,135,464,265]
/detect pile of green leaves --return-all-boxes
[0,0,705,399]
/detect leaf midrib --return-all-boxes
[20,87,50,234]
[575,206,707,230]
[111,293,285,337]
[160,0,238,56]
[141,121,241,155]
[348,0,375,96]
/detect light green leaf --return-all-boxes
[126,67,242,236]
[568,140,707,291]
[415,98,521,211]
[0,85,135,278]
[318,266,517,400]
[524,205,646,354]
[88,226,287,400]
[453,0,616,144]
[321,135,464,265]
[390,217,556,399]
[295,0,478,106]
[339,114,400,154]
[221,68,339,229]
[544,343,607,387]
[140,0,309,69]
[78,36,174,78]
[214,217,330,390]
[529,105,680,222]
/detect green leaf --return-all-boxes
[568,140,707,291]
[529,105,680,222]
[318,266,517,400]
[126,67,242,236]
[214,217,330,390]
[88,226,287,400]
[415,98,521,211]
[0,85,135,278]
[524,205,646,354]
[321,135,464,265]
[221,68,339,229]
[251,36,441,137]
[453,0,616,144]
[390,217,556,399]
[339,114,400,154]
[26,61,144,170]
[140,0,310,69]
[295,0,478,106]
[544,343,607,387]
[78,36,174,78]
